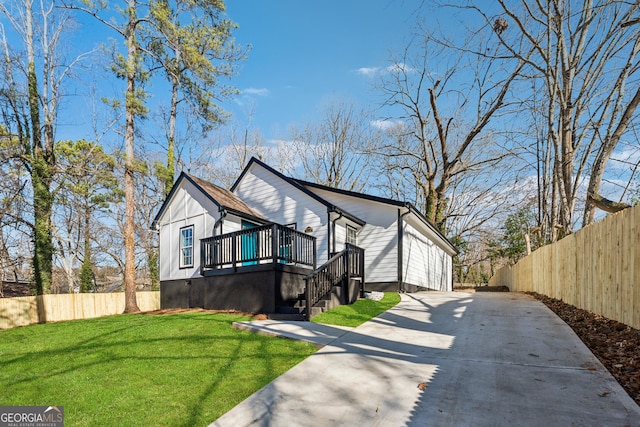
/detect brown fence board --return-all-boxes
[0,292,160,330]
[489,205,640,330]
[629,208,640,327]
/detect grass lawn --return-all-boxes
[312,292,401,327]
[0,311,316,426]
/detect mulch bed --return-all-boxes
[528,292,640,406]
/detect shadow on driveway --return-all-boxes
[213,292,640,426]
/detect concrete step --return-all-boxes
[267,313,305,321]
[275,305,303,315]
[308,306,324,319]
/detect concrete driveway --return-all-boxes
[211,292,640,426]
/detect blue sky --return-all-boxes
[41,0,432,146]
[221,0,426,138]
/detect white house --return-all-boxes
[232,158,457,292]
[293,179,457,292]
[152,157,457,315]
[152,172,268,283]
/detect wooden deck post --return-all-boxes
[360,248,366,298]
[231,232,237,272]
[344,248,350,304]
[271,223,278,264]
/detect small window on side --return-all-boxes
[180,225,194,268]
[346,225,357,246]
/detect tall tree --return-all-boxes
[63,0,148,311]
[149,0,244,195]
[375,31,529,235]
[54,139,121,293]
[470,0,640,236]
[0,124,30,291]
[287,101,377,192]
[0,0,81,294]
[64,0,241,312]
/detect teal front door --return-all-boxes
[279,224,295,264]
[241,220,258,266]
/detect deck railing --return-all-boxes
[200,223,316,273]
[304,243,364,320]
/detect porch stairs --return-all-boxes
[269,244,365,321]
[269,283,353,321]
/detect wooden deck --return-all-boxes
[200,223,316,273]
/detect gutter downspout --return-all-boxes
[397,204,411,292]
[202,208,227,276]
[213,208,227,236]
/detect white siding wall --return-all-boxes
[308,189,399,284]
[234,165,330,261]
[221,214,243,234]
[402,218,453,291]
[333,220,347,253]
[157,180,220,281]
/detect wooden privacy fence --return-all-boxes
[0,291,160,330]
[489,205,640,330]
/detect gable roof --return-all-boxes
[151,172,265,229]
[231,157,366,227]
[294,178,458,255]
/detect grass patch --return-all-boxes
[312,292,401,327]
[0,312,316,426]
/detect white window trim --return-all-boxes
[346,224,357,246]
[180,225,194,269]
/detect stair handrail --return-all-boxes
[304,244,364,320]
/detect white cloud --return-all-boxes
[355,62,415,77]
[370,119,406,131]
[385,62,414,73]
[355,67,381,77]
[242,87,270,97]
[610,146,640,170]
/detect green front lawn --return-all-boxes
[312,292,401,327]
[0,311,316,426]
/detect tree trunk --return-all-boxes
[586,192,631,214]
[123,2,140,313]
[26,0,53,295]
[165,75,178,195]
[583,85,640,225]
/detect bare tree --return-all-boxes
[374,31,528,236]
[190,115,271,188]
[286,100,378,192]
[0,0,88,293]
[468,0,640,236]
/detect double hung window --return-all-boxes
[180,225,194,268]
[346,225,357,246]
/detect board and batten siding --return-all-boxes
[233,164,330,261]
[402,218,452,291]
[306,188,399,284]
[157,180,219,281]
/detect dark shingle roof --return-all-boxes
[151,172,266,229]
[186,174,263,219]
